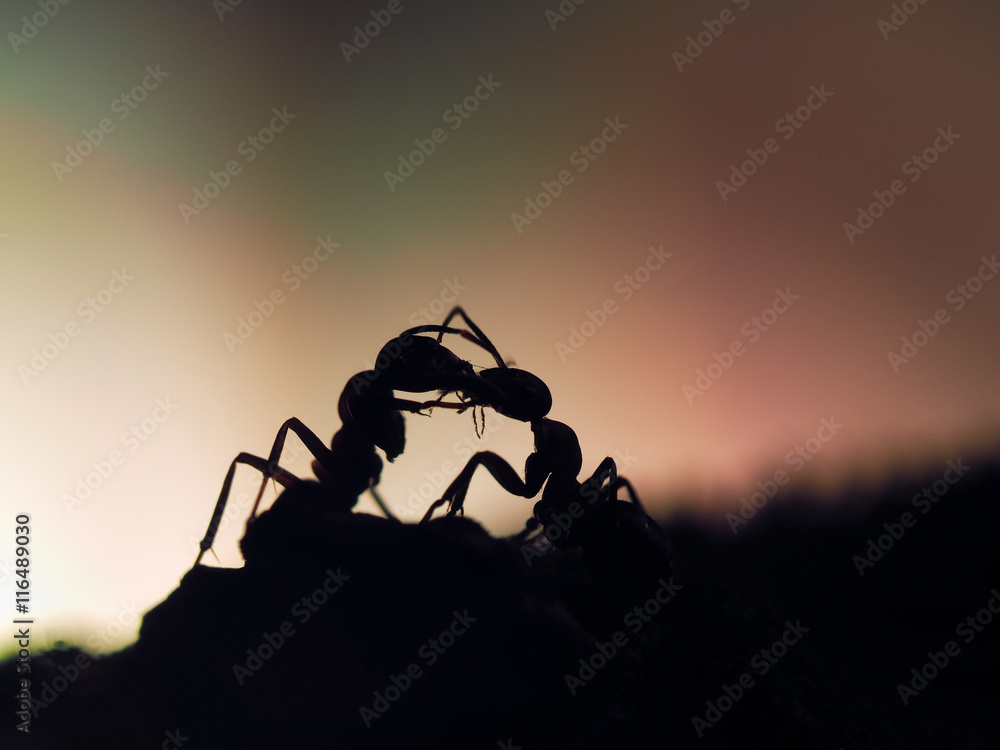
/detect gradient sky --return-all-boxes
[2,0,998,656]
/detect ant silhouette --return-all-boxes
[431,306,553,426]
[192,306,669,588]
[191,319,512,568]
[418,316,672,586]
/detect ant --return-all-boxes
[191,319,513,567]
[418,316,672,588]
[422,419,672,584]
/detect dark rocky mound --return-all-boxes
[4,457,1000,749]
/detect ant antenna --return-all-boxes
[474,405,485,439]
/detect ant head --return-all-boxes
[338,375,406,462]
[479,368,551,422]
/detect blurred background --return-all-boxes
[1,0,997,656]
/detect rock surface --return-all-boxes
[5,458,1000,748]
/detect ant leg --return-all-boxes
[367,485,397,521]
[384,394,507,419]
[591,461,650,515]
[391,395,509,444]
[420,450,550,521]
[401,324,467,338]
[194,452,299,567]
[420,497,450,523]
[576,456,619,505]
[389,395,471,415]
[583,458,654,533]
[247,417,342,522]
[595,456,618,492]
[413,393,487,438]
[400,323,504,367]
[610,476,647,512]
[435,307,506,367]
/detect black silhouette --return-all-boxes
[8,457,1000,749]
[418,308,672,596]
[424,417,673,597]
[193,320,512,566]
[5,308,998,749]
